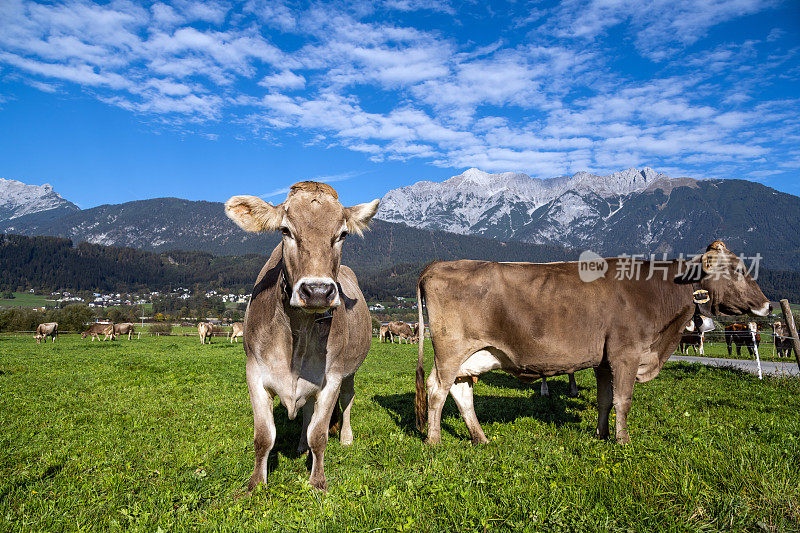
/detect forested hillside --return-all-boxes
[3,233,800,302]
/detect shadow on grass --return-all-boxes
[0,462,64,504]
[373,380,586,441]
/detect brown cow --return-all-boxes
[35,322,58,343]
[82,323,114,341]
[725,322,760,357]
[113,322,136,340]
[388,321,415,344]
[225,181,379,491]
[378,324,391,343]
[198,322,214,344]
[229,322,244,343]
[415,241,770,445]
[772,321,795,358]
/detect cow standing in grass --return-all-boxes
[415,241,771,445]
[772,322,795,358]
[378,324,390,343]
[725,322,760,357]
[388,321,415,344]
[113,323,136,340]
[225,181,379,491]
[82,323,115,341]
[229,322,244,343]
[35,322,58,343]
[198,322,213,344]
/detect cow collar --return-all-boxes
[692,283,713,317]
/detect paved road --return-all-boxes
[669,355,799,377]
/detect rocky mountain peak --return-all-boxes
[0,178,79,221]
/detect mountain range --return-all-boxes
[377,168,800,270]
[1,169,799,271]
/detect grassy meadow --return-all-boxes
[1,335,799,531]
[0,293,54,309]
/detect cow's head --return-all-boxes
[674,240,771,317]
[225,181,379,313]
[772,321,785,336]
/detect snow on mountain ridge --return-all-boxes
[376,167,682,242]
[0,178,79,220]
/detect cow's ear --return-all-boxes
[674,259,706,284]
[225,195,283,233]
[345,199,380,236]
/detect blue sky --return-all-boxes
[0,0,798,209]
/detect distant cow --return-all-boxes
[35,322,58,343]
[113,323,136,340]
[725,322,760,357]
[198,322,214,344]
[679,316,715,355]
[388,321,415,344]
[539,373,578,398]
[772,321,795,358]
[378,324,391,343]
[415,240,771,445]
[229,322,244,343]
[225,180,379,490]
[82,323,114,341]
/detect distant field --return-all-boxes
[0,292,54,309]
[0,336,798,531]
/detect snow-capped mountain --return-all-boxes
[377,167,800,268]
[0,178,79,222]
[377,167,670,238]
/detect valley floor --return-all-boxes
[1,336,798,531]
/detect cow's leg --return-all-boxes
[726,339,732,357]
[540,378,550,397]
[307,380,342,491]
[594,362,612,439]
[568,373,579,398]
[248,380,275,492]
[426,365,455,445]
[610,359,637,445]
[297,401,314,455]
[450,378,488,444]
[338,374,356,446]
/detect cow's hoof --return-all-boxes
[340,431,353,446]
[616,434,630,445]
[471,436,489,445]
[569,391,579,399]
[247,476,264,493]
[310,478,328,491]
[425,436,442,445]
[297,445,309,455]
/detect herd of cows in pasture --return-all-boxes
[24,181,796,492]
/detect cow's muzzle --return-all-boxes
[291,277,340,311]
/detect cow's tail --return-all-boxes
[415,278,427,433]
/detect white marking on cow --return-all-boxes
[458,349,502,377]
[751,302,770,317]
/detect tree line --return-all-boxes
[3,233,800,303]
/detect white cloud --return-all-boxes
[0,0,794,182]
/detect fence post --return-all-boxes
[779,299,800,371]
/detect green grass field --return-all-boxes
[0,293,54,309]
[1,336,799,531]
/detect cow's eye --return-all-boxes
[338,230,349,241]
[280,227,293,239]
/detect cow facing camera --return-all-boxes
[578,250,607,282]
